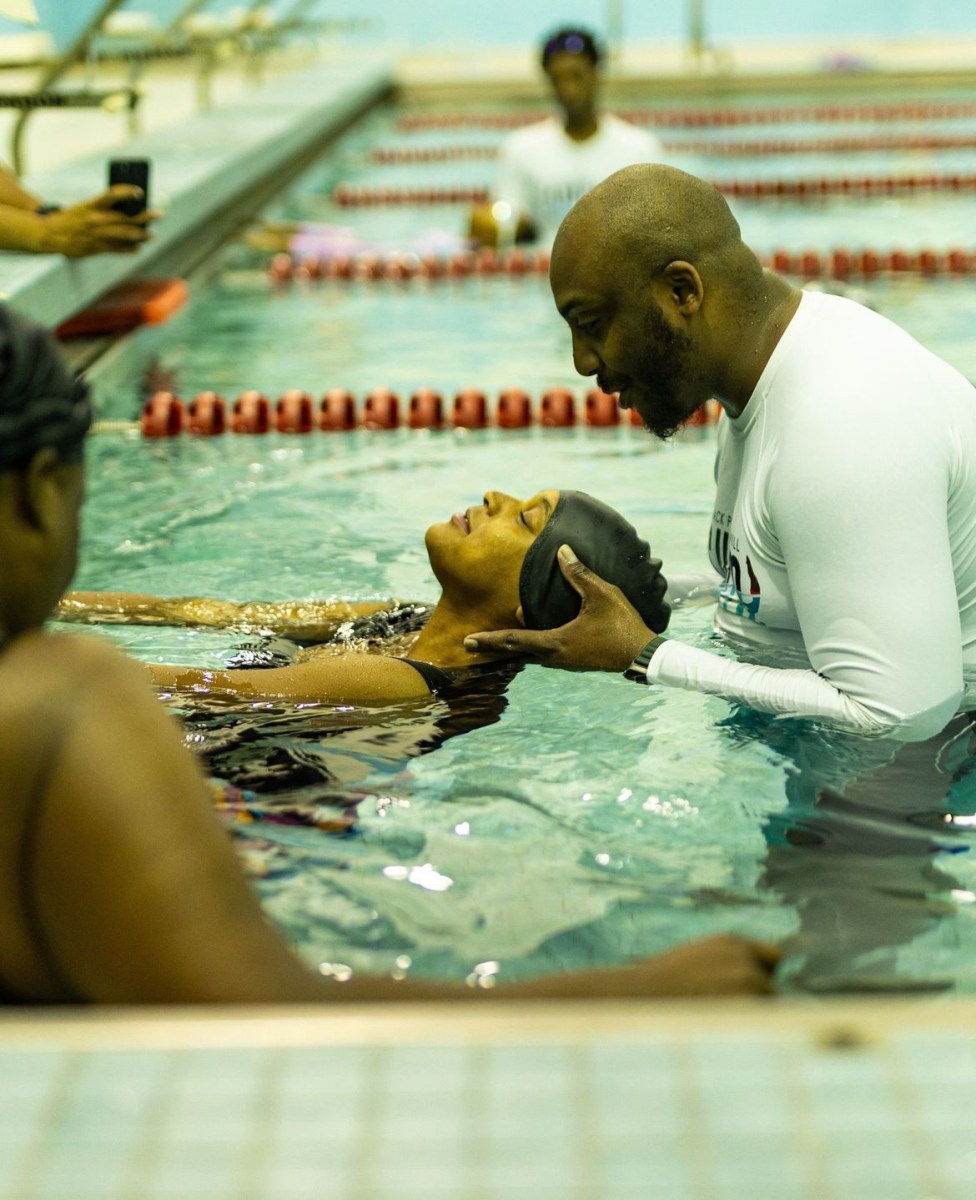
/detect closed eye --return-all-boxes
[576,316,600,337]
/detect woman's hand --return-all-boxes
[40,187,157,257]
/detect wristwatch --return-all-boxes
[622,636,666,684]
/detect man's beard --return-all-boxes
[631,305,699,440]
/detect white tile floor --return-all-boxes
[1,1000,976,1199]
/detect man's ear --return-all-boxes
[660,260,703,315]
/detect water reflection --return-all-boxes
[741,710,976,992]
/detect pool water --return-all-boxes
[77,91,976,995]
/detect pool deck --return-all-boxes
[0,50,394,328]
[3,995,976,1198]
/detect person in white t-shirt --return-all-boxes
[465,163,976,745]
[469,27,664,248]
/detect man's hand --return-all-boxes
[41,186,157,257]
[464,544,657,671]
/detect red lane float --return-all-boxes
[584,389,620,427]
[141,391,186,437]
[268,253,294,286]
[452,389,488,429]
[276,389,315,433]
[859,249,880,276]
[409,388,444,429]
[496,388,533,429]
[363,388,400,430]
[540,388,576,428]
[188,391,226,435]
[319,388,357,431]
[232,390,271,433]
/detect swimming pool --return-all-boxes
[76,90,976,996]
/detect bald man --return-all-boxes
[466,164,976,743]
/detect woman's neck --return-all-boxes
[406,596,511,669]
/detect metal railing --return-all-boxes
[5,0,367,171]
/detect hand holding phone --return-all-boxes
[108,158,150,217]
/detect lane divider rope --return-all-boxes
[395,99,976,132]
[331,173,976,207]
[370,131,976,162]
[106,389,724,438]
[266,245,976,285]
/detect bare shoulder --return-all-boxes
[0,632,159,740]
[2,630,143,690]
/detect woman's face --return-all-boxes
[0,455,84,639]
[425,489,559,627]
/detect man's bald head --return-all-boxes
[547,164,797,432]
[554,164,761,296]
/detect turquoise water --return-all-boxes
[77,93,976,994]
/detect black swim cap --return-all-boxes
[540,27,602,69]
[0,304,91,472]
[518,490,670,632]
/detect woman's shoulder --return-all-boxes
[6,628,135,670]
[0,631,146,716]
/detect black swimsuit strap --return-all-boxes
[399,657,454,695]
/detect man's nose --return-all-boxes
[572,336,600,377]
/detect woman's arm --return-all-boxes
[34,638,776,1003]
[57,590,399,641]
[0,163,41,209]
[148,649,435,705]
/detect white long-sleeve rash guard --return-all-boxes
[647,290,976,741]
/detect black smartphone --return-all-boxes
[108,158,150,216]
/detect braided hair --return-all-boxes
[0,304,91,472]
